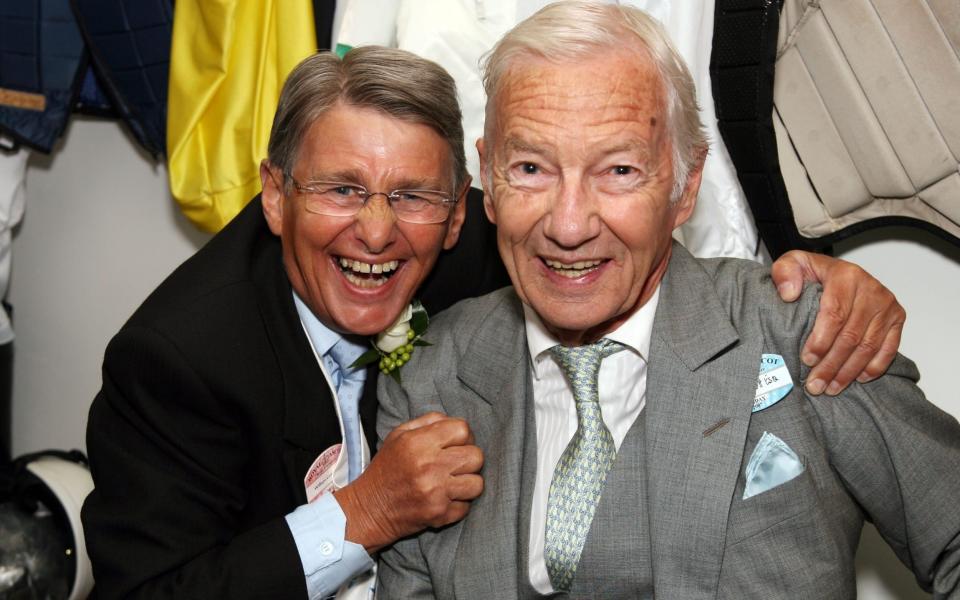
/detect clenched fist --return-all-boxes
[334,412,484,553]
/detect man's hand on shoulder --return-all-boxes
[334,412,484,553]
[771,250,905,396]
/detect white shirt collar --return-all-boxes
[523,285,660,379]
[292,291,341,357]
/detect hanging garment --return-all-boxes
[334,0,761,260]
[71,0,174,159]
[73,66,115,117]
[0,146,27,344]
[712,0,960,257]
[0,0,168,156]
[313,0,337,52]
[167,0,317,233]
[0,1,86,153]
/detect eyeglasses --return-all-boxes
[284,173,459,224]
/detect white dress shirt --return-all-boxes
[524,287,660,594]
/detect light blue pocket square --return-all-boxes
[743,432,805,500]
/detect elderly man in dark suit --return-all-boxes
[83,41,906,600]
[377,3,960,598]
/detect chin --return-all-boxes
[320,306,378,336]
[329,282,417,336]
[539,304,625,341]
[541,314,600,335]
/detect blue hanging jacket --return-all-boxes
[71,0,174,159]
[0,1,87,153]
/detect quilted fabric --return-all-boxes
[0,0,86,153]
[774,0,960,245]
[712,0,960,256]
[72,0,174,159]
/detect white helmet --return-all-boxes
[26,455,95,600]
[0,451,94,600]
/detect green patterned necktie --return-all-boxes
[545,338,626,592]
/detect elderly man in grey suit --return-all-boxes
[375,2,960,598]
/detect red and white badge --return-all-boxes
[303,443,342,503]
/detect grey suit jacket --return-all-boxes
[376,243,960,599]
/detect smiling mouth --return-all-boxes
[338,257,401,288]
[543,258,605,278]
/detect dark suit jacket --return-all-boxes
[82,190,508,599]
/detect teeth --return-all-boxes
[544,258,603,278]
[343,271,388,288]
[338,258,400,287]
[544,259,602,270]
[338,258,399,275]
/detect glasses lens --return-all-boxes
[302,183,365,216]
[391,191,452,224]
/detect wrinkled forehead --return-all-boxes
[487,49,669,150]
[494,40,662,96]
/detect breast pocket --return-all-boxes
[718,460,855,599]
[726,452,816,547]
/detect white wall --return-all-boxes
[10,117,960,598]
[10,117,209,454]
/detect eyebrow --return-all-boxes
[303,168,367,184]
[305,169,447,192]
[501,137,657,162]
[502,137,549,156]
[389,177,448,191]
[599,140,653,157]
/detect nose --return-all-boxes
[541,176,601,248]
[353,194,397,252]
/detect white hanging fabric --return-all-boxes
[0,142,28,344]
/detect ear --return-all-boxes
[476,137,498,225]
[442,175,471,250]
[671,147,707,230]
[260,160,285,236]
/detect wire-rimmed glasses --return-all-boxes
[285,173,459,224]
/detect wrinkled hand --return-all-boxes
[334,412,484,553]
[771,250,905,396]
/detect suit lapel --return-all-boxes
[645,244,759,599]
[515,389,542,599]
[359,365,380,454]
[251,238,343,505]
[450,292,531,599]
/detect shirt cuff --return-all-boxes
[286,493,375,600]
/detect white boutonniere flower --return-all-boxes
[375,304,413,353]
[351,300,430,383]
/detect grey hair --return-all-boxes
[480,0,707,201]
[267,46,467,190]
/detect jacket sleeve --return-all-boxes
[373,373,439,600]
[82,325,309,599]
[812,353,960,598]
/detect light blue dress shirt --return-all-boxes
[286,293,375,599]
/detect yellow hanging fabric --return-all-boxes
[167,0,317,232]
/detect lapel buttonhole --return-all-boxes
[702,418,731,438]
